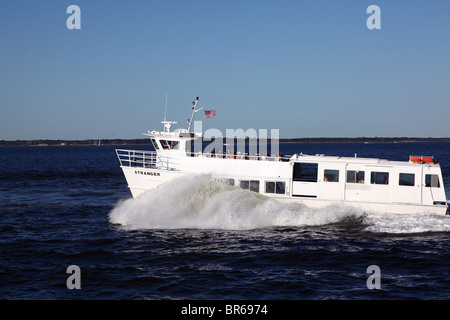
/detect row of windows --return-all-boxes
[293,163,441,188]
[326,169,440,188]
[215,178,286,194]
[215,171,441,195]
[240,180,286,194]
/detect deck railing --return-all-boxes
[116,148,291,171]
[186,151,290,161]
[116,149,165,169]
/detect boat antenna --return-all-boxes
[187,97,199,133]
[163,94,168,133]
[161,94,177,133]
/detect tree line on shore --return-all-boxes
[1,137,449,147]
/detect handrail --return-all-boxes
[186,151,291,161]
[116,149,159,168]
[116,149,180,171]
[116,148,292,171]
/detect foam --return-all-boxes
[109,174,361,230]
[364,212,450,234]
[109,174,450,233]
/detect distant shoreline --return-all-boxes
[1,137,449,147]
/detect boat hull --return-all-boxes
[276,197,448,215]
[120,166,448,215]
[121,166,185,198]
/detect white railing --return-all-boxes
[116,148,291,171]
[116,149,163,169]
[186,151,290,161]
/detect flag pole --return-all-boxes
[187,97,199,133]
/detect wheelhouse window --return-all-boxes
[160,140,179,150]
[425,174,440,188]
[240,180,260,193]
[399,173,415,186]
[324,169,339,182]
[150,138,159,150]
[293,163,318,182]
[347,170,365,183]
[265,181,286,194]
[370,171,389,185]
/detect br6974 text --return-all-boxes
[225,304,268,315]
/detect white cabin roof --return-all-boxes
[144,129,203,140]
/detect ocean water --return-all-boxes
[1,142,450,302]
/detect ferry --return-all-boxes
[116,97,449,215]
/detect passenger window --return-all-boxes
[266,182,275,193]
[425,174,440,188]
[250,180,260,192]
[265,181,286,194]
[399,173,415,186]
[293,163,318,182]
[347,170,365,183]
[324,169,339,182]
[240,180,249,190]
[276,182,285,194]
[240,180,260,192]
[216,178,235,186]
[370,172,389,185]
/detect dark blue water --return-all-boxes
[1,142,450,302]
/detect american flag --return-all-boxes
[204,110,216,119]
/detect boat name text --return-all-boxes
[135,170,161,176]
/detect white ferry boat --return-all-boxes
[116,97,449,215]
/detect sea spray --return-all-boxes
[364,212,450,234]
[109,174,365,230]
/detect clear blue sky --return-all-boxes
[1,0,449,140]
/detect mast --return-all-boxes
[163,94,168,132]
[187,97,199,133]
[161,94,177,133]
